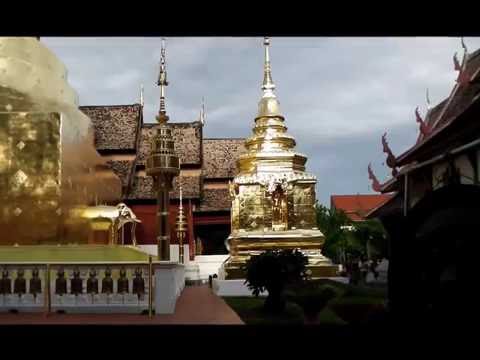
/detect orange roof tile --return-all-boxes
[330,194,394,221]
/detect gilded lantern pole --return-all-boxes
[175,186,187,264]
[146,38,180,260]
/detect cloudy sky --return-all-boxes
[43,37,480,206]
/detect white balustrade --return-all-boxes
[0,261,185,314]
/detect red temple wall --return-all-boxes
[129,204,231,259]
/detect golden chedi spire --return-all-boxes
[257,37,282,118]
[237,37,309,177]
[223,37,338,280]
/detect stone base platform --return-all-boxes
[224,230,339,279]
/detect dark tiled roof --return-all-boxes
[128,174,201,200]
[106,159,135,195]
[172,175,202,199]
[136,126,156,165]
[80,104,141,151]
[198,188,231,212]
[172,123,202,165]
[127,175,154,200]
[137,122,202,166]
[203,139,246,179]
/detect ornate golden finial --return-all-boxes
[156,38,169,123]
[262,37,276,95]
[256,37,282,118]
[140,83,144,108]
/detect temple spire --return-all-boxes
[156,38,169,123]
[256,37,282,119]
[262,37,276,96]
[199,96,206,125]
[140,83,144,108]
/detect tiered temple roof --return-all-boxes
[80,104,245,210]
[367,44,480,218]
[396,48,480,167]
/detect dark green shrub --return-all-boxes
[286,283,339,323]
[244,249,308,314]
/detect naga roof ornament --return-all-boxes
[381,132,398,176]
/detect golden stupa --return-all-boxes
[223,38,338,279]
[0,37,121,244]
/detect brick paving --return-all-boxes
[0,285,244,325]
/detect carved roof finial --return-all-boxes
[456,37,470,85]
[368,163,382,193]
[415,106,430,137]
[426,88,431,111]
[461,37,468,54]
[381,132,398,176]
[453,52,462,72]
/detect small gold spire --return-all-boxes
[256,37,282,118]
[262,37,276,94]
[156,38,169,123]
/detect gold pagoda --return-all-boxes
[223,37,338,279]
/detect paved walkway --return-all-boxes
[0,285,244,325]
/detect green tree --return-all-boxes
[244,249,308,314]
[315,203,388,263]
[352,219,388,260]
[316,203,352,264]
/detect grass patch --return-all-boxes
[0,245,154,262]
[223,296,304,325]
[223,296,347,325]
[223,280,387,325]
